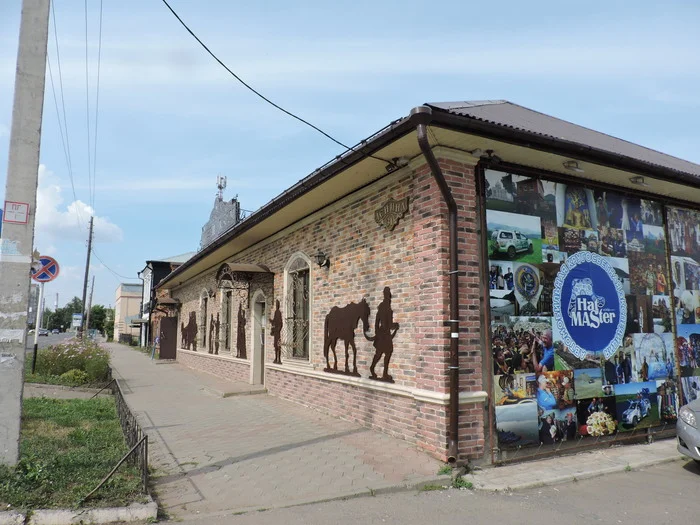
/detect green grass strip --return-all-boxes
[0,397,145,510]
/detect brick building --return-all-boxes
[158,101,700,464]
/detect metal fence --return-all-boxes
[111,377,149,493]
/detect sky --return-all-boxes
[2,0,700,309]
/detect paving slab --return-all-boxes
[466,438,683,491]
[105,343,441,518]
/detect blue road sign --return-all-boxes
[31,255,60,283]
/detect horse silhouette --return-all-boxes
[323,298,371,376]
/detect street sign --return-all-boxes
[71,313,82,328]
[3,201,29,224]
[31,255,60,283]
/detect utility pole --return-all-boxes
[78,216,94,338]
[0,0,50,466]
[54,292,58,311]
[85,275,95,338]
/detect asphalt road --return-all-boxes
[174,460,700,525]
[25,331,73,351]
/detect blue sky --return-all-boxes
[2,0,700,308]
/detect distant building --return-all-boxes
[199,176,243,250]
[114,283,143,344]
[137,252,194,346]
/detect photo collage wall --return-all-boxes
[484,169,696,450]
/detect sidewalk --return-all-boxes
[105,343,442,519]
[465,437,683,491]
[106,343,685,519]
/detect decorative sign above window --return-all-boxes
[375,197,409,231]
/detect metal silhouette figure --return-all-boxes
[323,298,371,376]
[270,299,283,364]
[208,314,216,354]
[182,311,198,351]
[214,313,220,355]
[366,287,399,383]
[237,303,247,359]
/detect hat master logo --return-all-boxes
[553,252,626,360]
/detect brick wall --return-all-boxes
[169,150,488,463]
[178,350,251,383]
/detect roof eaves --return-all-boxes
[426,105,700,187]
[158,115,415,289]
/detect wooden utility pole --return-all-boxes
[0,0,50,466]
[85,275,95,336]
[78,216,94,338]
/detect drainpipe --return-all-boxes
[410,106,460,463]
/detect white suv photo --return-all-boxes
[491,230,533,259]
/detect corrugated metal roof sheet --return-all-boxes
[427,100,700,178]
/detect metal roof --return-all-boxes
[148,252,196,265]
[427,100,700,179]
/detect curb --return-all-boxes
[467,452,685,492]
[171,475,453,521]
[0,500,157,525]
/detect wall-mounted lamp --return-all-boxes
[314,250,330,269]
[629,176,650,187]
[563,160,584,173]
[385,156,410,173]
[480,149,502,164]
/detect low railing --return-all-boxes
[112,377,149,493]
[81,373,149,504]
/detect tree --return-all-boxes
[89,305,107,332]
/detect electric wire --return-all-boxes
[159,0,393,165]
[50,0,85,232]
[91,0,104,209]
[92,248,133,281]
[84,0,93,210]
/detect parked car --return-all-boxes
[622,398,651,426]
[491,230,533,259]
[38,328,49,337]
[678,399,700,466]
[51,328,59,334]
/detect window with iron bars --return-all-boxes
[285,258,310,359]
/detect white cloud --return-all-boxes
[35,164,123,248]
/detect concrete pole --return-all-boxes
[0,0,50,465]
[78,216,94,338]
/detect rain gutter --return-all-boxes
[410,105,461,464]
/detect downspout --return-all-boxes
[410,106,460,463]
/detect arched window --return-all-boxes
[284,253,311,360]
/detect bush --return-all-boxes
[59,369,90,386]
[32,340,110,385]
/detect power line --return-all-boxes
[91,0,104,209]
[159,0,392,165]
[84,0,93,209]
[91,247,133,281]
[50,0,85,232]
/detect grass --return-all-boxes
[420,484,447,492]
[25,340,111,387]
[0,397,145,510]
[488,238,544,265]
[437,465,452,476]
[452,477,473,490]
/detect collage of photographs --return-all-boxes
[485,169,696,449]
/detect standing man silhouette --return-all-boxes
[237,303,247,359]
[369,287,399,382]
[270,300,283,364]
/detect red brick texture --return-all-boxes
[169,152,488,463]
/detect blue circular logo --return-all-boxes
[553,252,626,360]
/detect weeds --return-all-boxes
[452,476,474,490]
[437,465,452,476]
[0,397,144,509]
[25,340,110,387]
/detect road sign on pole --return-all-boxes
[31,255,59,283]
